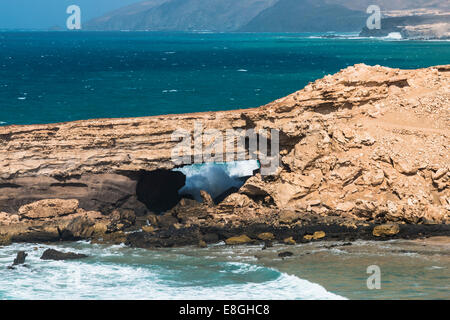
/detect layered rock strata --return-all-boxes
[1,64,449,247]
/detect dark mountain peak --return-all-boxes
[239,0,367,32]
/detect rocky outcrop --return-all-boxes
[40,249,88,261]
[225,235,253,245]
[12,251,27,266]
[0,64,449,246]
[0,198,130,245]
[373,224,400,237]
[19,199,79,219]
[7,251,28,269]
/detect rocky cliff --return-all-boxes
[360,13,450,39]
[1,64,449,246]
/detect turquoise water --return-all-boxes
[0,242,343,300]
[1,239,448,300]
[0,32,449,126]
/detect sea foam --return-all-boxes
[0,243,344,300]
[174,160,259,201]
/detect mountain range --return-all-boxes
[85,0,449,33]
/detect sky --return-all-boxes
[0,0,141,29]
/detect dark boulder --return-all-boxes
[7,251,28,269]
[13,251,27,265]
[202,233,219,243]
[278,251,293,258]
[40,249,88,261]
[126,227,201,248]
[262,241,273,250]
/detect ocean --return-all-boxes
[0,32,449,126]
[1,239,449,300]
[0,32,449,300]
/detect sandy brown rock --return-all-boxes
[283,237,296,245]
[0,63,449,245]
[0,212,19,225]
[373,224,400,237]
[257,232,275,241]
[18,199,79,219]
[225,235,253,245]
[304,231,326,240]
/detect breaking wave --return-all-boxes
[174,160,259,201]
[0,243,344,300]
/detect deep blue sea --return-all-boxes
[0,32,449,126]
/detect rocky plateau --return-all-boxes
[0,64,449,248]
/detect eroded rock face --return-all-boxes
[373,224,400,237]
[0,199,133,244]
[0,64,449,246]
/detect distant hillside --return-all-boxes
[86,0,278,31]
[86,1,170,30]
[239,0,366,32]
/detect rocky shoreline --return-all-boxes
[1,64,449,248]
[359,11,449,40]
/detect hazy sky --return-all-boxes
[0,0,141,29]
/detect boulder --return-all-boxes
[373,224,400,237]
[278,251,293,258]
[278,210,299,224]
[257,232,275,241]
[19,199,79,219]
[142,225,155,233]
[394,160,418,176]
[40,248,88,261]
[157,214,179,228]
[304,231,326,240]
[283,236,296,245]
[225,235,253,245]
[0,212,20,226]
[200,190,215,207]
[13,251,27,266]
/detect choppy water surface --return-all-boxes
[0,238,448,300]
[0,32,449,126]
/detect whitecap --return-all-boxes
[383,32,403,40]
[427,266,444,270]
